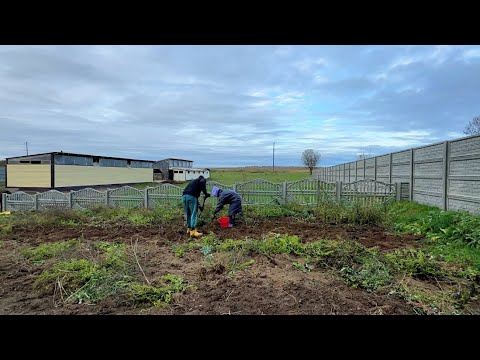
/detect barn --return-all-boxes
[153,158,210,182]
[5,152,155,190]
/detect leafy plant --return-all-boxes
[22,239,79,263]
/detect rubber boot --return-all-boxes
[190,229,203,237]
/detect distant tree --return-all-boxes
[357,152,371,160]
[301,149,320,175]
[464,116,480,135]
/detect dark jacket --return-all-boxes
[214,189,242,214]
[182,176,208,198]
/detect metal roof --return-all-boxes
[156,158,193,162]
[5,152,156,163]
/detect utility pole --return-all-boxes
[25,142,28,156]
[272,142,275,172]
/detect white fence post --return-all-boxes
[105,189,110,207]
[396,182,401,201]
[144,187,149,208]
[282,182,287,204]
[34,193,39,211]
[68,191,73,209]
[232,183,237,192]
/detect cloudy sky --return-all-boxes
[0,45,479,167]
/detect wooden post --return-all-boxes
[374,156,377,181]
[105,189,110,207]
[144,187,149,208]
[68,191,73,209]
[336,181,342,201]
[34,193,39,211]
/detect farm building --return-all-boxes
[5,152,154,190]
[153,158,210,182]
[0,164,5,184]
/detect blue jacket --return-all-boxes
[214,189,242,214]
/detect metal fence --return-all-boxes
[314,133,480,214]
[1,179,398,212]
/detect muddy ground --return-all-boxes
[0,218,424,315]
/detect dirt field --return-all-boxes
[0,216,426,315]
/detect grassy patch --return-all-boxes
[32,240,188,307]
[128,274,189,307]
[385,248,446,280]
[209,170,310,185]
[21,239,79,263]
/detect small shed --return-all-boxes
[153,158,210,181]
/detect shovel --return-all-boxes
[196,194,209,226]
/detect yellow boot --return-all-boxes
[190,229,203,238]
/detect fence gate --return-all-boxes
[341,179,396,204]
[235,179,282,205]
[286,179,336,205]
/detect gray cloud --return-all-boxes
[1,45,479,167]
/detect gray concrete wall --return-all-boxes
[314,134,480,214]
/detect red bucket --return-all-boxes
[218,216,230,229]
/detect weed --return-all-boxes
[21,239,79,263]
[292,261,314,272]
[95,242,128,269]
[34,259,101,295]
[172,244,186,258]
[386,248,445,280]
[128,274,189,306]
[249,233,303,256]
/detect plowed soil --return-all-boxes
[0,217,423,315]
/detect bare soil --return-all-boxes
[0,217,423,315]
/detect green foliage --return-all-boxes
[340,258,392,291]
[34,259,101,295]
[95,242,128,269]
[0,223,12,235]
[249,233,303,255]
[227,259,255,277]
[21,239,79,263]
[386,248,445,280]
[172,244,186,257]
[389,201,480,249]
[427,241,480,274]
[128,274,189,306]
[216,239,246,252]
[292,261,314,272]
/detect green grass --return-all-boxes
[21,239,80,263]
[208,170,310,185]
[30,240,188,306]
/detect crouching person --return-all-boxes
[212,186,242,227]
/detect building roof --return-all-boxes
[157,158,193,162]
[6,152,156,163]
[170,167,209,171]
